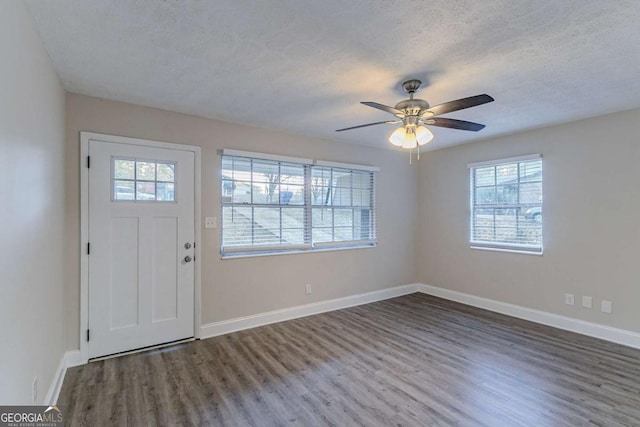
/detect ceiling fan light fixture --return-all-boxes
[416,125,434,146]
[388,126,407,147]
[388,125,433,149]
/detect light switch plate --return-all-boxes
[582,296,593,309]
[601,300,612,314]
[205,216,217,229]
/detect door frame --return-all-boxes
[79,131,202,364]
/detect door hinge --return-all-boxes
[87,242,91,255]
[87,155,91,168]
[86,329,90,342]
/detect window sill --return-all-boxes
[221,243,377,260]
[469,245,543,256]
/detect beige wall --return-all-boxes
[418,108,640,333]
[0,2,66,404]
[65,93,418,349]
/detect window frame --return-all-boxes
[468,154,543,255]
[220,150,378,258]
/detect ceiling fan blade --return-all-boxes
[422,94,494,117]
[424,117,486,131]
[336,120,400,132]
[361,102,404,116]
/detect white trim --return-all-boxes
[221,148,312,165]
[80,136,89,364]
[223,243,312,254]
[222,241,377,257]
[467,153,542,168]
[45,351,82,405]
[80,131,203,362]
[417,283,640,350]
[199,284,420,338]
[221,242,376,259]
[64,350,84,368]
[314,159,380,172]
[470,245,544,255]
[44,353,65,405]
[313,240,377,248]
[469,242,543,255]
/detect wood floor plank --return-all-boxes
[58,294,640,426]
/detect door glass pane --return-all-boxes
[136,182,156,200]
[136,161,156,181]
[114,159,134,179]
[157,163,175,182]
[157,183,175,201]
[114,180,135,200]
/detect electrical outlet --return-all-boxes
[582,296,593,309]
[32,377,38,404]
[564,293,575,306]
[601,300,612,314]
[305,284,312,295]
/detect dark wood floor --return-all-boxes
[59,293,640,426]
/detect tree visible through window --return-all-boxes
[470,156,542,253]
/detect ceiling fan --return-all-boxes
[336,79,494,152]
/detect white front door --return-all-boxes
[88,139,195,358]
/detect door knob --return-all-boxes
[184,242,192,249]
[184,255,192,263]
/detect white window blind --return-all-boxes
[221,152,377,257]
[311,166,376,247]
[469,155,543,254]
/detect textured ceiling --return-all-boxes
[26,0,640,151]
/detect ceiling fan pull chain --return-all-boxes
[409,148,412,165]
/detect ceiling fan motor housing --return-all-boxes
[396,79,430,117]
[394,98,430,118]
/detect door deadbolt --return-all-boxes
[184,242,192,249]
[184,255,192,263]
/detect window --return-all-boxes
[112,158,175,202]
[311,166,375,246]
[469,155,542,254]
[221,150,377,257]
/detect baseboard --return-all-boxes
[44,350,83,405]
[64,350,84,368]
[417,283,640,350]
[200,283,420,339]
